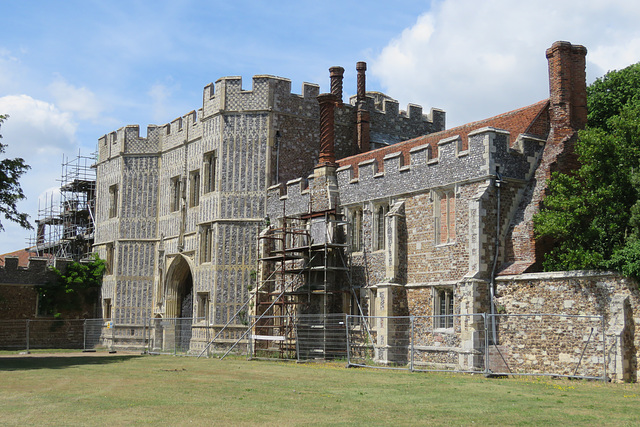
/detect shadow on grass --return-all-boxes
[0,355,142,371]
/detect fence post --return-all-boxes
[410,315,414,372]
[26,319,30,353]
[602,315,607,382]
[483,313,489,375]
[345,315,351,366]
[83,319,87,351]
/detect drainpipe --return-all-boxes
[489,167,502,344]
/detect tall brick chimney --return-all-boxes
[317,93,337,167]
[329,66,344,106]
[546,41,588,139]
[356,61,370,153]
[356,61,367,105]
[502,41,588,275]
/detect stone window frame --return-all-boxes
[170,175,182,212]
[106,243,114,275]
[348,206,364,252]
[196,292,210,322]
[433,188,456,246]
[434,286,454,330]
[203,150,218,193]
[103,298,112,320]
[189,169,201,208]
[108,184,118,218]
[200,224,213,264]
[373,202,389,252]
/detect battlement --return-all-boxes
[0,257,72,285]
[350,91,445,125]
[266,127,545,215]
[201,75,320,118]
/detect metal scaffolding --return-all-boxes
[30,151,96,261]
[246,209,360,360]
[198,208,365,360]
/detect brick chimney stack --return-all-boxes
[546,41,588,136]
[355,61,370,153]
[317,93,337,167]
[356,61,367,105]
[329,66,345,106]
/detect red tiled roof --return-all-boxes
[0,247,51,268]
[337,99,550,176]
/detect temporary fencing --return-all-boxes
[345,313,607,380]
[0,313,610,381]
[0,318,114,352]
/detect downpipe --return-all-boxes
[489,167,502,345]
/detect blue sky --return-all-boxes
[1,0,639,254]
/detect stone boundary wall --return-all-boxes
[496,270,640,382]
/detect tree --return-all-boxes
[587,63,640,132]
[0,114,32,232]
[36,255,106,318]
[534,63,640,276]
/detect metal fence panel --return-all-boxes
[410,313,486,373]
[346,314,486,373]
[486,313,605,380]
[0,319,115,352]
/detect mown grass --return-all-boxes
[0,353,639,426]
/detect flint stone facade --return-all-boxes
[260,42,640,381]
[94,68,443,350]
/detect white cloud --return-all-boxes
[0,95,79,254]
[48,76,104,121]
[148,79,182,124]
[371,0,640,127]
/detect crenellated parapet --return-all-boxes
[337,128,544,205]
[0,257,72,285]
[98,124,163,162]
[348,92,446,145]
[201,75,320,119]
[267,127,545,215]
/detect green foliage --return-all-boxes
[534,63,640,277]
[37,255,106,318]
[0,114,32,231]
[587,63,640,132]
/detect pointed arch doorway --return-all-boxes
[165,255,194,351]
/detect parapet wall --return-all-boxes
[0,257,71,285]
[350,92,446,145]
[98,74,445,165]
[266,127,544,217]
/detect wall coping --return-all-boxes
[496,270,623,282]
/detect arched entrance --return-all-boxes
[165,255,194,351]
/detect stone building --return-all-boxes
[258,41,640,381]
[93,64,444,348]
[92,40,640,381]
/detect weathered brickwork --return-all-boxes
[0,257,99,348]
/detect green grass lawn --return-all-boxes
[0,353,639,426]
